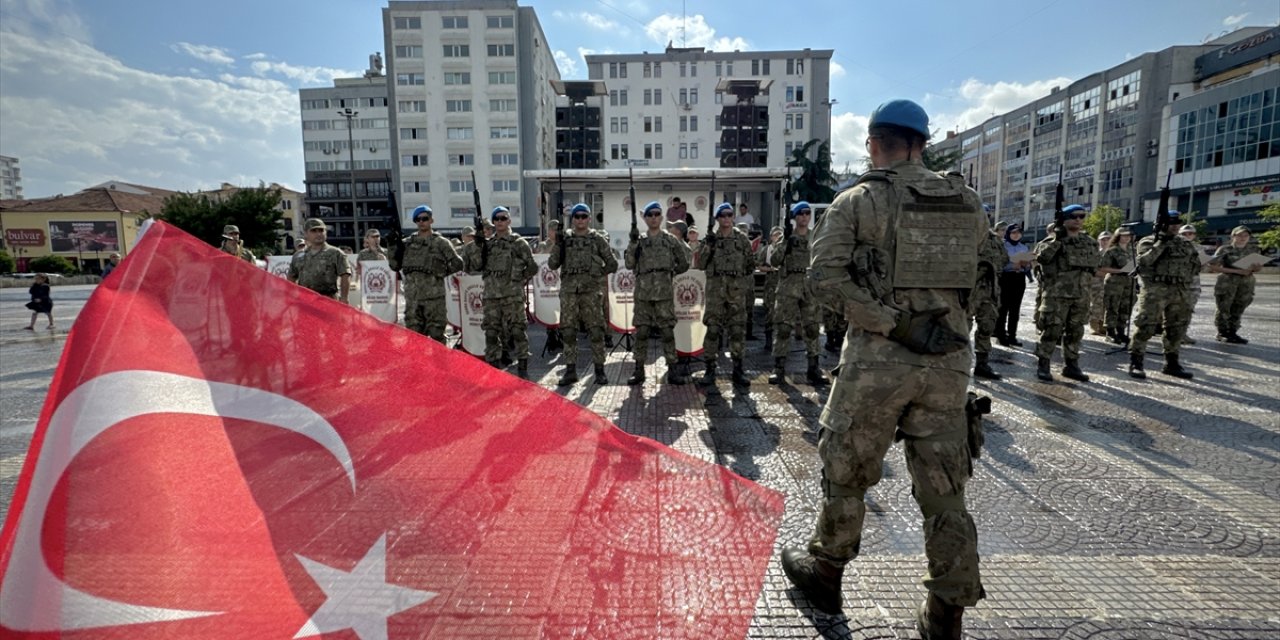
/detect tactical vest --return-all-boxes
[1064,236,1101,271]
[707,231,750,276]
[875,171,982,291]
[400,234,434,272]
[637,234,675,273]
[562,233,602,275]
[781,235,811,273]
[1147,236,1199,283]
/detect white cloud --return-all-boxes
[1224,13,1249,26]
[0,0,91,42]
[644,14,748,52]
[931,76,1073,133]
[243,52,269,61]
[830,112,870,172]
[553,49,579,78]
[830,61,846,79]
[249,60,359,85]
[172,42,235,66]
[551,10,622,33]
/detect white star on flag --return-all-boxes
[294,534,436,640]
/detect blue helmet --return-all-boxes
[715,202,734,217]
[411,205,432,221]
[490,205,510,219]
[570,203,591,216]
[790,201,812,218]
[1167,210,1181,217]
[643,200,663,215]
[1062,204,1088,215]
[868,99,931,139]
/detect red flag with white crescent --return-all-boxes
[0,223,782,639]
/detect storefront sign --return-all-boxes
[4,228,46,247]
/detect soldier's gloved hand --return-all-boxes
[1053,224,1067,240]
[888,308,970,355]
[386,224,403,244]
[705,234,717,246]
[630,226,640,242]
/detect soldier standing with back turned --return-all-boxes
[1032,204,1099,383]
[549,203,617,385]
[1127,211,1198,379]
[625,200,691,385]
[390,205,462,343]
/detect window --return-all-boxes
[490,99,517,112]
[619,62,627,78]
[643,62,652,78]
[654,89,662,105]
[689,116,697,132]
[400,127,428,140]
[446,99,472,112]
[300,99,330,110]
[302,120,331,130]
[654,116,663,133]
[680,62,687,77]
[716,61,722,76]
[444,72,471,85]
[644,89,653,106]
[449,180,475,192]
[715,92,722,105]
[654,143,663,159]
[490,126,518,139]
[489,71,516,84]
[396,73,425,85]
[679,143,688,159]
[679,88,687,105]
[715,115,721,130]
[493,180,519,192]
[398,100,427,113]
[357,117,388,129]
[394,45,422,58]
[403,181,430,193]
[751,59,759,76]
[609,62,621,78]
[690,143,698,159]
[787,58,794,75]
[487,43,515,57]
[644,116,653,132]
[611,117,620,134]
[726,62,733,75]
[680,116,688,132]
[442,44,470,58]
[447,127,474,140]
[620,117,628,133]
[393,16,421,29]
[610,90,618,106]
[644,143,653,159]
[449,154,475,166]
[690,88,698,105]
[442,16,468,28]
[492,153,518,165]
[619,89,628,106]
[401,154,428,167]
[487,15,514,28]
[762,59,770,74]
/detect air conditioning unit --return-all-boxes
[681,103,692,111]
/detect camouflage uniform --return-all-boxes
[1210,243,1259,339]
[625,229,691,369]
[696,227,754,363]
[391,231,462,342]
[972,231,1009,357]
[1087,267,1106,334]
[770,232,821,358]
[548,229,618,367]
[1101,244,1134,337]
[357,247,387,262]
[803,160,985,608]
[223,242,256,263]
[1034,233,1099,367]
[288,243,350,298]
[760,238,782,336]
[1128,231,1201,375]
[466,232,538,364]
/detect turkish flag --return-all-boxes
[0,223,784,639]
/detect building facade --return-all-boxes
[299,56,394,250]
[382,0,559,231]
[0,155,22,200]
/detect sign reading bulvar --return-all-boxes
[4,228,46,247]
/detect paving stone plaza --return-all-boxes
[2,276,1277,639]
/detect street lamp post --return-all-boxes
[339,107,360,250]
[822,99,838,146]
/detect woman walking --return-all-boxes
[24,274,54,330]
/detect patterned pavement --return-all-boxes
[2,274,1278,638]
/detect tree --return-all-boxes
[161,183,283,254]
[1258,202,1280,251]
[0,250,15,274]
[1178,211,1207,238]
[786,138,837,204]
[1082,204,1126,238]
[922,145,963,173]
[29,255,76,275]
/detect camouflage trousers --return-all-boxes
[763,271,781,327]
[808,364,983,607]
[482,295,529,363]
[1087,275,1106,332]
[1103,277,1134,334]
[405,294,448,342]
[971,282,998,356]
[702,275,747,360]
[1214,274,1255,336]
[1130,281,1191,357]
[634,297,678,365]
[560,288,607,366]
[824,308,849,345]
[1035,296,1088,361]
[772,279,820,357]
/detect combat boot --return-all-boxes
[593,364,608,385]
[665,363,689,385]
[1128,352,1146,379]
[1228,332,1249,344]
[626,364,645,386]
[769,357,787,385]
[1161,353,1194,379]
[697,361,717,387]
[916,592,964,640]
[545,330,563,353]
[973,353,1001,380]
[806,356,828,386]
[731,357,750,386]
[1035,356,1053,382]
[516,359,529,379]
[1061,359,1090,382]
[556,364,578,386]
[780,548,843,615]
[763,328,773,351]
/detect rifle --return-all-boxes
[471,170,487,270]
[706,172,717,239]
[385,189,405,270]
[782,176,794,258]
[1053,164,1065,235]
[539,189,548,243]
[1154,169,1175,235]
[628,168,641,262]
[557,168,567,266]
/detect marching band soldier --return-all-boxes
[696,203,755,387]
[625,200,692,385]
[389,205,461,343]
[548,203,617,385]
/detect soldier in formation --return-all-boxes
[759,225,784,351]
[1179,224,1205,344]
[534,219,564,353]
[769,202,826,386]
[390,205,462,343]
[220,225,255,263]
[781,99,984,639]
[357,228,387,263]
[1033,205,1099,383]
[288,218,351,303]
[549,203,618,385]
[1087,231,1112,336]
[1128,211,1199,379]
[1210,225,1263,344]
[1099,226,1135,345]
[465,206,538,377]
[624,200,692,385]
[696,203,755,387]
[972,221,1010,379]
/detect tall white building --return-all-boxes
[583,47,835,169]
[382,0,559,230]
[0,155,22,200]
[299,55,394,249]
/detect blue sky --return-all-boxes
[0,0,1275,198]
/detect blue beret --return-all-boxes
[570,203,591,215]
[490,206,509,219]
[715,202,734,216]
[790,201,812,217]
[411,205,432,220]
[1062,204,1087,214]
[643,200,662,214]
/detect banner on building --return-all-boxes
[606,268,635,334]
[531,254,562,327]
[673,270,707,356]
[48,221,119,253]
[359,260,397,323]
[456,274,486,356]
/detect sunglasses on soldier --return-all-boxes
[493,215,510,222]
[643,210,662,217]
[572,213,590,219]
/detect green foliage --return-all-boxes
[1257,202,1280,250]
[922,145,963,173]
[1081,204,1126,238]
[786,139,837,204]
[0,250,14,274]
[161,183,283,250]
[29,255,76,275]
[1178,211,1207,238]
